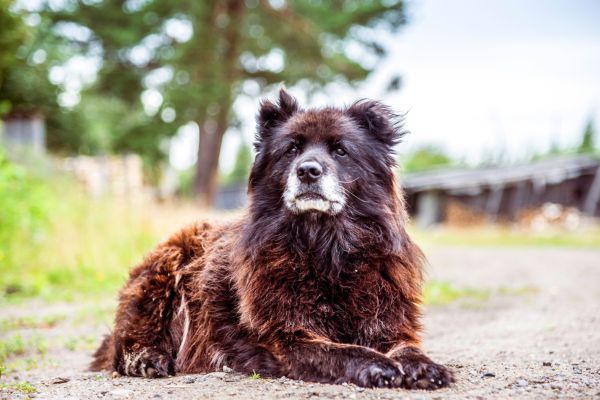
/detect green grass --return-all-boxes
[0,315,65,334]
[250,370,261,380]
[0,335,26,362]
[411,225,600,248]
[0,155,205,303]
[0,381,36,394]
[423,280,536,306]
[0,334,49,367]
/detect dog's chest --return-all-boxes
[286,265,394,344]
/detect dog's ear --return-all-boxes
[345,100,405,147]
[255,88,299,150]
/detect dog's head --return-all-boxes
[248,89,405,219]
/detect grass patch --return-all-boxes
[0,154,215,303]
[410,225,600,248]
[0,335,26,362]
[250,370,261,380]
[0,334,49,367]
[64,334,98,352]
[424,281,490,306]
[423,280,536,306]
[0,315,65,333]
[0,381,36,394]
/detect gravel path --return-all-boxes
[1,247,599,399]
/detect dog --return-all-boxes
[91,89,453,390]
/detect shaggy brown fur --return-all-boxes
[91,90,453,390]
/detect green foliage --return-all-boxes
[42,0,407,200]
[0,0,29,84]
[400,145,454,173]
[0,153,52,274]
[578,119,596,154]
[223,142,253,185]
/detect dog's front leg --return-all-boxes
[273,333,404,388]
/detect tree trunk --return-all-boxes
[192,0,246,207]
[193,116,228,207]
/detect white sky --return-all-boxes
[200,0,600,173]
[380,0,600,164]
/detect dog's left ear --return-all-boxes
[255,88,299,150]
[345,100,405,147]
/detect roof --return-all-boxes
[401,155,600,194]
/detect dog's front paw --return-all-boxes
[397,351,453,390]
[355,358,405,388]
[119,348,175,378]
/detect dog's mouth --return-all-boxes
[295,192,327,202]
[292,191,342,214]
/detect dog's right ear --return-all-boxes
[255,88,299,150]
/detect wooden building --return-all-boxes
[402,156,600,227]
[0,113,46,155]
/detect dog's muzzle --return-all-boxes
[283,160,346,214]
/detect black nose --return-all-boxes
[297,160,323,183]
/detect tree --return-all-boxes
[223,141,253,185]
[47,0,407,205]
[0,0,86,153]
[578,118,596,154]
[400,145,453,173]
[0,0,28,87]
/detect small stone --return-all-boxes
[110,389,132,398]
[210,371,227,379]
[50,377,70,384]
[152,395,162,399]
[112,371,120,379]
[542,361,552,367]
[183,376,196,384]
[517,379,528,387]
[482,371,496,378]
[223,365,234,373]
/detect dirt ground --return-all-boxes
[1,246,599,399]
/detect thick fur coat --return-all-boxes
[91,90,453,390]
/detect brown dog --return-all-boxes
[91,89,453,390]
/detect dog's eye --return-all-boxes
[288,144,299,155]
[334,147,347,157]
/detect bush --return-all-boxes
[0,153,157,301]
[0,153,52,294]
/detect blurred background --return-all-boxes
[1,1,600,396]
[0,0,600,298]
[1,0,600,309]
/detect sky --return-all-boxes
[164,0,600,172]
[378,0,600,164]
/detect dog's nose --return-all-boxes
[297,160,323,183]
